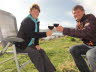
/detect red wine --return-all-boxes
[54,24,59,27]
[48,26,54,30]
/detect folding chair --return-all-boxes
[81,55,90,69]
[0,9,31,72]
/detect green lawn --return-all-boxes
[0,36,82,72]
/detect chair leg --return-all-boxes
[12,44,21,72]
[0,42,11,55]
[82,55,90,69]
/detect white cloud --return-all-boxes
[0,0,77,29]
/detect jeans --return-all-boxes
[86,46,96,72]
[69,44,96,72]
[16,45,56,72]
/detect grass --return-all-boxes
[0,36,82,72]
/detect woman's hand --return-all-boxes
[35,45,42,50]
[46,30,52,36]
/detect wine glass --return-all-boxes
[48,24,54,30]
[53,23,59,33]
[48,26,54,30]
[54,23,59,27]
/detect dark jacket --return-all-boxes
[15,17,46,49]
[63,14,96,46]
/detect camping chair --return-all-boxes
[0,9,31,72]
[81,55,90,69]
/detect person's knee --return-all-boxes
[69,45,79,55]
[39,49,46,54]
[86,48,96,59]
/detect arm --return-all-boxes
[56,14,96,39]
[21,18,47,38]
[34,38,39,45]
[63,14,96,39]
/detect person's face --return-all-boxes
[72,9,85,21]
[30,8,40,19]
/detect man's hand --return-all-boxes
[46,30,52,36]
[56,26,64,32]
[35,45,42,50]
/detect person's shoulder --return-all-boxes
[86,14,96,19]
[22,17,31,23]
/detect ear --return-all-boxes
[72,11,74,14]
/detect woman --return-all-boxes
[15,4,56,72]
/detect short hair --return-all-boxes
[30,4,40,12]
[73,5,85,11]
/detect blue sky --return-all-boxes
[0,0,96,29]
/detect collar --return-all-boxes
[76,14,86,22]
[28,14,39,23]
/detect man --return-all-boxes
[56,5,96,72]
[15,4,56,72]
